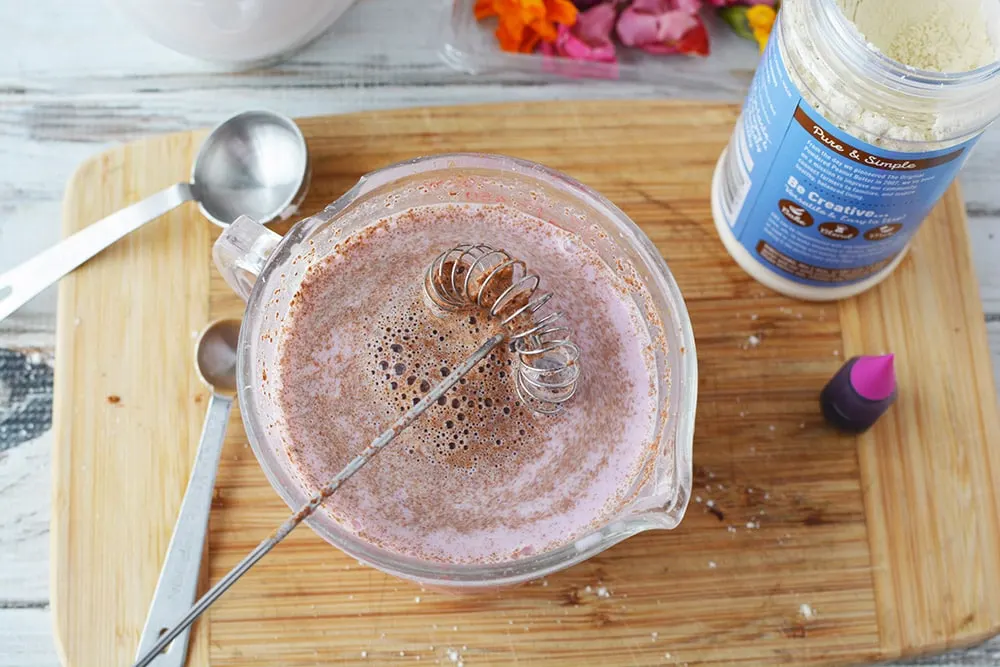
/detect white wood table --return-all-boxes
[1,1,998,665]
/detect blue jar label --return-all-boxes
[718,36,980,287]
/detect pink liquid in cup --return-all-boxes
[276,203,662,564]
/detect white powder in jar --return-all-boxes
[836,0,1000,72]
[783,0,1000,148]
[711,0,1000,300]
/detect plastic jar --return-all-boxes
[711,0,1000,300]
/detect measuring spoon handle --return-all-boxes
[0,182,193,323]
[135,391,233,667]
[132,335,506,667]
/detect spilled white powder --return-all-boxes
[836,0,1000,72]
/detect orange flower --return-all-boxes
[747,4,777,53]
[475,0,579,53]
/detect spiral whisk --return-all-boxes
[424,243,581,414]
[134,249,585,666]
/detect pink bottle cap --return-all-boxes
[849,354,896,401]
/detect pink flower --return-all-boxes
[616,0,710,56]
[541,2,617,63]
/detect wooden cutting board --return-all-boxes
[52,101,1000,667]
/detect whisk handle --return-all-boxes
[132,334,505,667]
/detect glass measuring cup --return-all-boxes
[214,153,697,588]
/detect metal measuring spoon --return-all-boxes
[132,334,505,667]
[0,110,309,323]
[134,319,241,667]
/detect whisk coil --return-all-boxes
[424,244,580,415]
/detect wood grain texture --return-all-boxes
[0,1,995,664]
[0,432,52,602]
[50,101,1000,666]
[841,189,1000,658]
[0,609,61,667]
[51,135,213,666]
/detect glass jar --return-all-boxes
[712,0,1000,300]
[213,153,698,589]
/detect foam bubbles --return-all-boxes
[364,299,536,474]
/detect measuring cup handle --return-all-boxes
[212,215,281,301]
[0,182,193,323]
